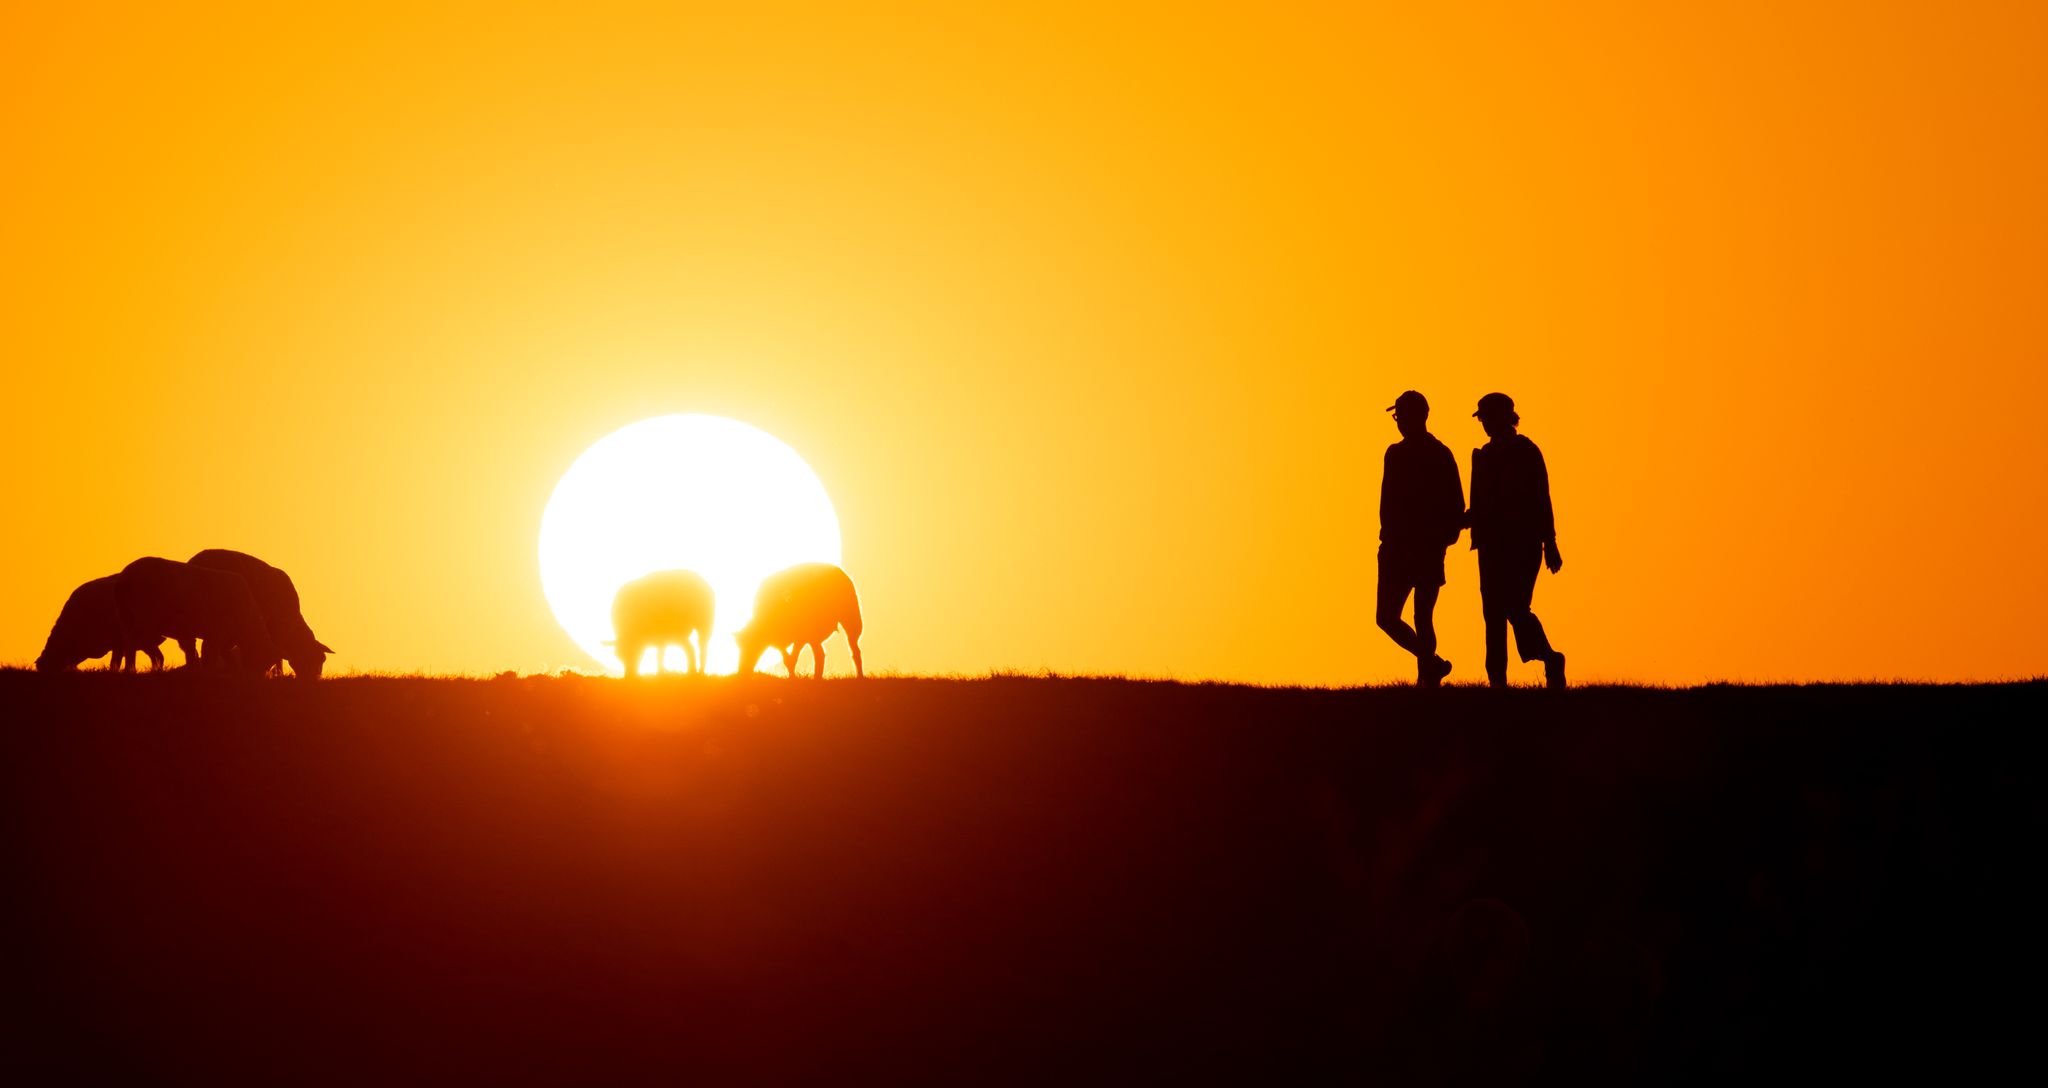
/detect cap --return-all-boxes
[1473,392,1517,419]
[1385,390,1429,415]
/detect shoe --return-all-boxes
[1545,652,1567,690]
[1425,656,1453,688]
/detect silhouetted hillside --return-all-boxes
[2,673,2039,1084]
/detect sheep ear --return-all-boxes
[315,640,335,653]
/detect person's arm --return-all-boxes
[1379,447,1395,540]
[1534,443,1562,572]
[1440,445,1465,548]
[1467,447,1485,549]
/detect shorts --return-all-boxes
[1378,542,1447,591]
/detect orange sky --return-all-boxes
[4,2,2044,683]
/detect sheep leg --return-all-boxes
[811,642,826,679]
[145,644,165,672]
[848,635,863,679]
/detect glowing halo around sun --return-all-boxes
[538,414,842,675]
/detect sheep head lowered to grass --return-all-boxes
[610,569,715,676]
[187,549,333,678]
[735,562,864,679]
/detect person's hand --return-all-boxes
[1544,540,1563,574]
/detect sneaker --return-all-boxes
[1426,656,1453,688]
[1545,652,1568,690]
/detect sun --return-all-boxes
[538,414,842,675]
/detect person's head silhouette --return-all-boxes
[1387,389,1430,440]
[1473,392,1519,440]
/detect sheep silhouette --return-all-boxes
[35,574,168,673]
[113,557,278,677]
[610,570,715,676]
[736,562,864,679]
[187,549,333,678]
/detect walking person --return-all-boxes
[1468,392,1568,689]
[1376,391,1463,687]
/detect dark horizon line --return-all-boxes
[1,665,2041,692]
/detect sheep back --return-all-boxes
[115,557,278,675]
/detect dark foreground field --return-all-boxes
[2,672,2041,1084]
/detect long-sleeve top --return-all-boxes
[1380,434,1466,549]
[1468,433,1555,550]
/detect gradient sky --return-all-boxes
[4,2,2044,683]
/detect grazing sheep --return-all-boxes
[114,557,278,677]
[610,570,715,676]
[188,549,333,678]
[735,562,864,679]
[34,575,167,673]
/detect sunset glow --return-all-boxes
[538,415,841,675]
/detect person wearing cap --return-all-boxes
[1468,392,1567,689]
[1376,390,1463,687]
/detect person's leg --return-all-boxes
[1478,549,1509,686]
[1511,611,1552,663]
[1412,581,1449,686]
[1412,582,1440,663]
[1504,545,1554,664]
[1375,552,1422,658]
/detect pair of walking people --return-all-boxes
[1376,390,1566,689]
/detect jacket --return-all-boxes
[1468,433,1555,550]
[1380,434,1465,549]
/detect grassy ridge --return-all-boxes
[2,672,2040,1083]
